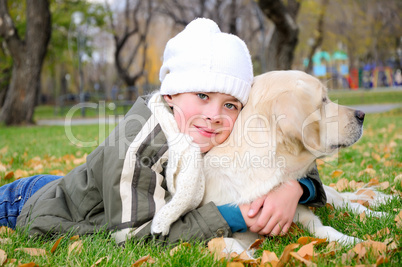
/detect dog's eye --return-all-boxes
[322,97,327,102]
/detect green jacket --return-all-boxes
[16,97,326,244]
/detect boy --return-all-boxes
[0,18,326,245]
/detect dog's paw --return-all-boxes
[151,221,170,236]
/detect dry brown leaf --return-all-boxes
[227,262,244,267]
[0,249,7,266]
[395,174,402,185]
[331,170,344,179]
[335,178,349,192]
[132,255,155,267]
[207,237,226,260]
[297,237,327,246]
[358,240,387,258]
[395,210,402,229]
[249,238,264,250]
[341,250,356,265]
[370,228,390,239]
[352,243,367,259]
[69,235,80,241]
[261,250,279,266]
[367,178,380,186]
[277,243,299,267]
[358,168,376,178]
[0,163,7,173]
[376,255,389,266]
[14,169,29,179]
[0,226,15,236]
[50,236,64,254]
[360,211,367,222]
[68,240,83,255]
[356,188,376,199]
[91,256,109,267]
[387,241,398,251]
[379,181,390,190]
[348,180,365,191]
[15,248,47,257]
[0,146,8,154]
[297,241,317,259]
[4,171,14,180]
[169,242,191,256]
[371,152,381,162]
[18,262,38,267]
[290,251,317,267]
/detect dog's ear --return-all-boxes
[274,90,321,156]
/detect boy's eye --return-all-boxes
[197,93,208,100]
[225,103,237,110]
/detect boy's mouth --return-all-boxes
[194,126,217,138]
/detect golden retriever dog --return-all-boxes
[201,70,389,253]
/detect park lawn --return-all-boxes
[328,89,402,106]
[0,109,401,266]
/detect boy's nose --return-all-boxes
[204,106,222,123]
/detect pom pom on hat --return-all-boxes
[159,18,253,105]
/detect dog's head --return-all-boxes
[247,70,364,159]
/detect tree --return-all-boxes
[105,0,155,101]
[258,0,300,70]
[0,0,51,125]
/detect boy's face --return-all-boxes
[163,92,242,153]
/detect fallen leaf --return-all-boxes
[278,243,299,267]
[395,210,402,229]
[169,242,191,256]
[227,263,244,267]
[14,248,47,257]
[261,250,279,266]
[335,178,349,192]
[297,241,317,260]
[132,255,155,267]
[0,163,7,173]
[207,237,226,261]
[50,236,64,254]
[352,243,367,259]
[331,170,343,179]
[0,226,15,236]
[356,188,376,199]
[14,169,29,179]
[69,235,80,241]
[290,251,317,267]
[18,262,37,267]
[68,240,83,255]
[91,256,109,267]
[360,211,367,222]
[249,238,264,250]
[376,255,389,265]
[4,171,14,180]
[371,152,381,162]
[297,237,326,245]
[0,249,7,265]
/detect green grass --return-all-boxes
[328,89,402,106]
[1,108,401,266]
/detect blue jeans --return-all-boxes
[0,175,62,229]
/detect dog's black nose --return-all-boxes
[355,110,365,123]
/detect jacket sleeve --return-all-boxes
[127,202,232,245]
[302,163,327,207]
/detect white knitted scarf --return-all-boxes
[147,93,205,235]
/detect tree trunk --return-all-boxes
[258,0,300,70]
[0,0,51,125]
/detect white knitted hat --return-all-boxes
[159,18,253,105]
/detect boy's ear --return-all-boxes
[163,95,174,107]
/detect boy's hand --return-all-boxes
[239,180,303,236]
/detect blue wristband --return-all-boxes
[217,204,247,233]
[298,177,316,204]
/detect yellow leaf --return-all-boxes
[69,235,80,241]
[278,243,299,266]
[207,237,226,261]
[297,237,326,245]
[91,256,109,267]
[330,170,343,179]
[0,249,7,266]
[395,211,402,229]
[4,171,14,180]
[18,262,37,267]
[249,238,264,250]
[169,242,191,256]
[227,263,244,267]
[50,236,64,254]
[68,240,83,255]
[261,250,279,266]
[15,248,47,257]
[371,152,381,162]
[290,251,317,267]
[14,169,29,179]
[132,255,155,267]
[0,226,15,236]
[335,178,349,192]
[297,241,317,259]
